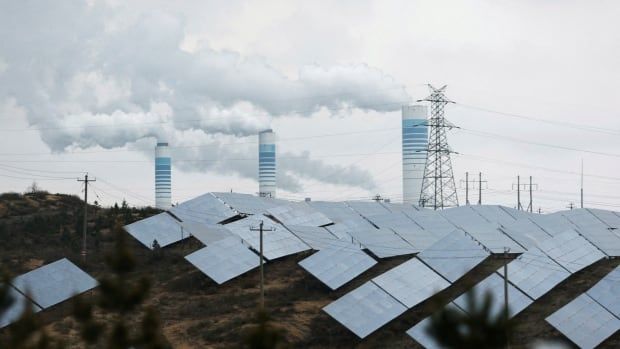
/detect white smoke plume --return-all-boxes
[0,0,408,192]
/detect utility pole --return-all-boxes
[568,202,575,210]
[372,194,383,203]
[465,172,469,205]
[77,173,95,264]
[478,172,486,205]
[250,221,275,310]
[580,159,584,209]
[503,247,511,349]
[517,175,522,210]
[513,175,537,211]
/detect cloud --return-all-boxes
[0,0,399,191]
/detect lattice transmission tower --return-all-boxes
[418,84,459,209]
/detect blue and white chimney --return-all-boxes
[258,130,276,198]
[402,105,428,205]
[155,142,172,209]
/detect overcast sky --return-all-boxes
[1,0,619,212]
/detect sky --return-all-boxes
[1,0,619,212]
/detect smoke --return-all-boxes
[0,0,405,192]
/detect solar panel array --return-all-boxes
[417,230,489,283]
[586,266,620,317]
[168,193,237,224]
[119,192,620,346]
[11,258,98,309]
[500,247,570,300]
[323,281,407,338]
[1,258,97,329]
[372,258,450,308]
[0,286,42,329]
[537,229,606,273]
[267,202,332,227]
[298,246,377,290]
[546,294,620,349]
[124,212,187,249]
[184,237,260,284]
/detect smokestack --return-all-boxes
[155,142,172,209]
[258,129,276,198]
[402,105,428,205]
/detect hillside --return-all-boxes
[1,192,619,348]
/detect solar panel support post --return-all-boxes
[503,246,510,349]
[77,173,95,264]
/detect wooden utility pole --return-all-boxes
[465,172,469,205]
[77,173,95,264]
[250,221,275,309]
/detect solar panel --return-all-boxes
[286,225,352,250]
[182,222,233,246]
[528,213,577,236]
[587,208,620,229]
[574,226,620,256]
[406,302,465,349]
[372,258,450,308]
[586,265,620,317]
[324,223,356,241]
[537,229,606,273]
[470,205,518,226]
[390,225,449,251]
[124,212,187,249]
[439,206,490,230]
[308,201,373,228]
[381,202,419,216]
[323,281,407,338]
[453,273,533,318]
[417,230,489,283]
[213,192,285,214]
[184,237,260,284]
[346,201,392,218]
[224,216,310,260]
[546,293,620,349]
[11,258,98,309]
[499,218,552,249]
[298,246,377,290]
[267,202,332,227]
[459,222,525,254]
[500,247,570,300]
[0,285,42,328]
[560,209,609,230]
[363,211,417,229]
[347,228,417,258]
[168,193,237,224]
[405,209,457,236]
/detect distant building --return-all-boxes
[258,129,276,198]
[155,142,171,209]
[402,105,428,205]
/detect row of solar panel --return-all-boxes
[0,258,97,329]
[122,192,620,347]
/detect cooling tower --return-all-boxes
[258,130,276,198]
[155,142,172,209]
[402,105,429,205]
